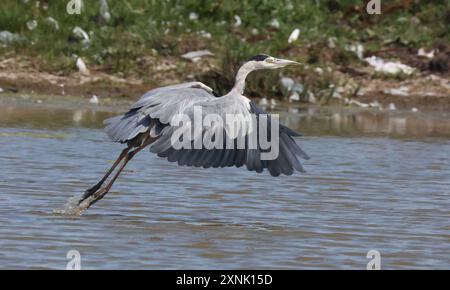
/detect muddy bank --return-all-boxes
[0,55,179,100]
[0,55,449,112]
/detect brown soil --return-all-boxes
[0,55,215,100]
[353,74,450,111]
[0,53,449,111]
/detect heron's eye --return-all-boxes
[265,58,276,63]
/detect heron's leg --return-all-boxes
[81,147,131,201]
[79,137,152,209]
[104,147,142,191]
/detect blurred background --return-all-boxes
[0,0,449,108]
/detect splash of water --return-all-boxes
[53,194,86,216]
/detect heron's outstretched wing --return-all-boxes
[104,82,215,143]
[147,95,309,176]
[104,81,309,176]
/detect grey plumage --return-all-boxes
[78,55,309,211]
[104,80,309,177]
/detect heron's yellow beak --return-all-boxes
[274,58,302,67]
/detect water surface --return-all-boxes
[0,102,449,269]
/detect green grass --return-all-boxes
[0,0,449,99]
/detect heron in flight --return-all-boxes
[77,54,309,210]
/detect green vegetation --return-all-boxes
[0,0,449,99]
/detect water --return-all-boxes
[0,102,449,269]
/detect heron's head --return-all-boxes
[246,54,301,70]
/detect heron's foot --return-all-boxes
[80,184,102,203]
[76,187,109,213]
[90,187,109,203]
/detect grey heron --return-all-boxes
[78,54,310,210]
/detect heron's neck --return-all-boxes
[231,63,253,95]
